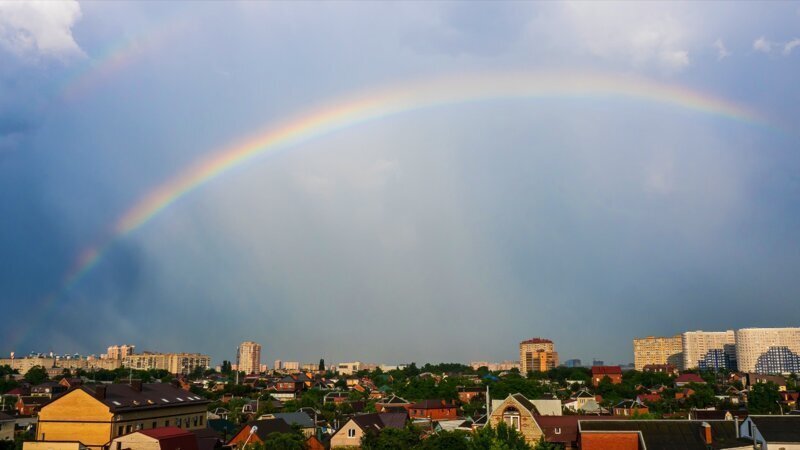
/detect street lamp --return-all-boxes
[242,425,258,449]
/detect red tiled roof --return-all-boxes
[138,427,199,450]
[536,415,611,445]
[591,366,622,375]
[675,374,705,383]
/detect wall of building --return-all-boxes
[580,433,640,450]
[330,420,364,448]
[632,335,682,371]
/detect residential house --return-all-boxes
[642,364,678,375]
[260,412,315,437]
[675,373,706,387]
[330,412,407,449]
[780,391,799,409]
[579,420,748,450]
[534,416,611,449]
[408,400,458,420]
[612,400,649,417]
[107,427,199,450]
[375,395,410,413]
[58,378,83,390]
[323,392,348,405]
[271,376,305,401]
[739,415,800,449]
[746,374,787,392]
[457,387,484,404]
[35,381,209,450]
[591,366,623,387]
[16,396,49,415]
[31,382,67,399]
[689,409,748,421]
[635,393,661,404]
[488,394,543,444]
[227,419,293,448]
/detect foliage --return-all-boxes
[531,437,561,450]
[470,422,531,450]
[23,366,49,385]
[416,431,471,450]
[262,432,307,450]
[362,426,422,450]
[488,374,546,401]
[747,381,781,414]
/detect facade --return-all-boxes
[488,394,544,444]
[107,427,199,450]
[336,361,362,375]
[735,327,800,374]
[519,338,558,374]
[682,330,737,370]
[237,341,262,375]
[408,400,459,420]
[105,345,135,360]
[36,382,209,450]
[330,413,407,449]
[591,366,623,386]
[122,352,210,375]
[632,335,682,371]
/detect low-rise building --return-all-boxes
[330,412,407,449]
[35,381,209,450]
[408,400,459,420]
[591,366,623,386]
[107,427,199,450]
[227,419,294,448]
[739,415,800,449]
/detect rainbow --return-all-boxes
[14,71,768,349]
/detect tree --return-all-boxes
[747,382,781,414]
[417,431,470,450]
[469,422,531,450]
[262,432,306,450]
[532,437,560,450]
[24,366,49,385]
[361,426,421,450]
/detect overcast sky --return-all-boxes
[1,1,799,367]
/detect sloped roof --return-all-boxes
[510,393,537,413]
[750,416,800,442]
[271,412,314,428]
[245,418,294,440]
[676,374,706,384]
[536,415,609,445]
[351,412,407,432]
[409,399,456,409]
[579,420,742,450]
[591,366,622,375]
[74,383,208,413]
[138,427,199,450]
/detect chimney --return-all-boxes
[130,379,143,392]
[701,422,712,445]
[95,385,107,400]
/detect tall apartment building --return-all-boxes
[105,345,135,360]
[632,335,682,370]
[519,338,558,373]
[122,352,210,375]
[237,341,262,375]
[682,330,736,371]
[735,327,800,374]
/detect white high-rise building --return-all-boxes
[237,341,262,375]
[735,328,800,374]
[682,330,736,370]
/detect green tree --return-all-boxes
[469,422,531,450]
[747,382,781,414]
[24,366,49,385]
[531,437,560,450]
[262,432,306,450]
[362,426,421,450]
[417,431,470,450]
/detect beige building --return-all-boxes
[735,327,800,374]
[122,352,210,375]
[36,382,208,450]
[105,345,135,360]
[336,362,362,376]
[237,341,262,375]
[682,330,736,370]
[0,356,89,375]
[519,339,558,373]
[632,335,682,370]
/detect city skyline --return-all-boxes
[1,2,800,364]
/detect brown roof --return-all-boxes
[351,412,408,432]
[72,382,209,413]
[591,366,622,375]
[537,415,611,445]
[409,399,457,410]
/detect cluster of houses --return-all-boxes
[2,364,800,450]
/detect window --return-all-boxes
[118,426,123,436]
[152,422,157,429]
[125,425,132,433]
[165,421,169,427]
[348,428,356,438]
[199,416,204,426]
[502,407,521,431]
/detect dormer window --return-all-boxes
[502,406,521,431]
[554,427,561,434]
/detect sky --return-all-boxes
[1,1,799,367]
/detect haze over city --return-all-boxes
[2,1,800,366]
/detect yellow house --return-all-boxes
[488,394,544,445]
[36,381,208,450]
